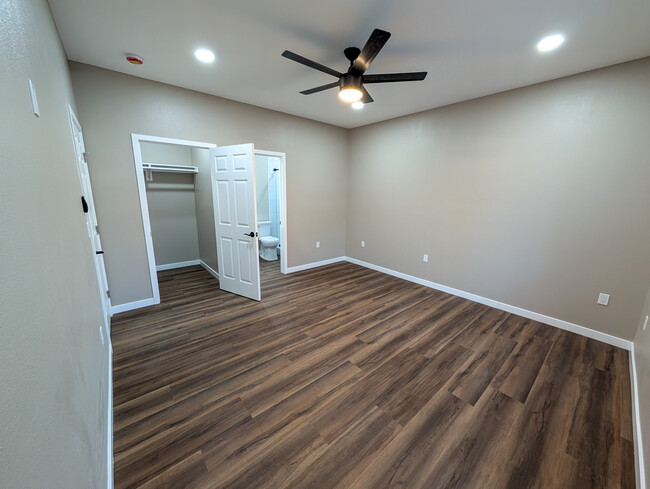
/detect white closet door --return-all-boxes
[209,144,261,301]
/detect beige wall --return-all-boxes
[70,62,349,306]
[192,147,218,272]
[347,58,650,340]
[141,140,192,165]
[0,1,108,488]
[634,287,650,487]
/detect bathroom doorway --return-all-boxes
[255,150,287,277]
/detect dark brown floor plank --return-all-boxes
[138,451,208,489]
[448,332,517,406]
[491,333,553,403]
[347,390,468,489]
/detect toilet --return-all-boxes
[259,236,279,261]
[258,222,279,261]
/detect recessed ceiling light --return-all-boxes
[537,34,565,52]
[351,101,364,110]
[194,48,215,63]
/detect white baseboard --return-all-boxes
[285,256,346,274]
[200,260,219,280]
[110,297,157,315]
[630,344,647,489]
[107,341,113,489]
[156,259,200,271]
[345,257,632,351]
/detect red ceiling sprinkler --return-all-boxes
[125,53,144,65]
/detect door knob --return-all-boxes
[96,251,104,255]
[244,232,256,237]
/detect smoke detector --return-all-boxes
[125,53,144,65]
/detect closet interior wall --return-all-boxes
[193,147,218,274]
[141,142,212,270]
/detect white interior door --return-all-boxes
[210,144,261,301]
[69,107,112,330]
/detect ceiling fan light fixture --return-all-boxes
[339,87,363,103]
[338,74,363,103]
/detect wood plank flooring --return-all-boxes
[111,260,635,489]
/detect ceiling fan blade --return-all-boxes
[361,86,374,104]
[300,82,340,95]
[282,50,342,78]
[350,29,391,75]
[363,72,428,83]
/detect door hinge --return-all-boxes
[83,152,89,163]
[95,225,100,232]
[106,290,111,299]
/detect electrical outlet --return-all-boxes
[643,315,649,331]
[597,293,610,306]
[361,241,365,248]
[423,254,429,263]
[316,241,320,248]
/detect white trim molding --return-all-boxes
[111,297,156,315]
[345,257,632,350]
[156,260,200,271]
[285,256,346,274]
[106,341,114,489]
[130,133,217,308]
[114,253,634,351]
[110,262,218,315]
[630,343,647,489]
[254,149,288,275]
[200,260,219,280]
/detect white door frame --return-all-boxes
[131,134,216,304]
[68,106,112,332]
[255,150,288,274]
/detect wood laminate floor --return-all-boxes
[111,260,635,489]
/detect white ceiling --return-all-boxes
[48,0,650,129]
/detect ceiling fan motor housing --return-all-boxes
[344,47,361,63]
[339,73,362,90]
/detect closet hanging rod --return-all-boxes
[142,162,198,174]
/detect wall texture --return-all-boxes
[347,58,650,340]
[0,1,108,488]
[192,147,218,273]
[140,141,192,165]
[70,62,349,306]
[634,287,650,487]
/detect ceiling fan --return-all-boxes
[282,28,427,105]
